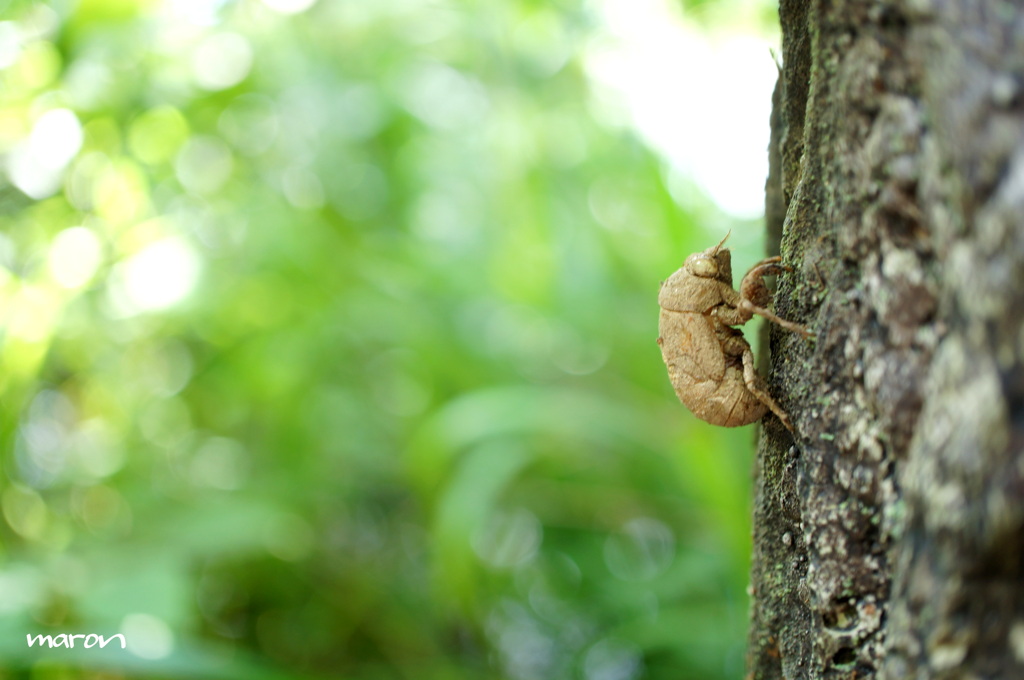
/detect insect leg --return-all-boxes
[740,346,794,431]
[738,258,813,338]
[740,300,812,338]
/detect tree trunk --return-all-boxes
[748,0,1024,678]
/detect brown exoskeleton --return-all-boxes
[657,234,811,430]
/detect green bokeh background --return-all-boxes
[0,0,777,678]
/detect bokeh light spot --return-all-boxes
[218,93,279,155]
[261,0,318,14]
[8,108,83,198]
[396,61,490,131]
[31,108,82,170]
[123,613,174,659]
[190,437,249,490]
[111,237,201,313]
[281,166,325,210]
[11,39,61,90]
[175,136,234,195]
[473,508,542,569]
[48,225,104,289]
[603,517,675,581]
[7,285,59,343]
[193,32,253,90]
[71,418,125,478]
[583,638,644,680]
[129,106,189,165]
[0,21,20,69]
[2,484,48,540]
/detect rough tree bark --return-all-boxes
[748,0,1024,678]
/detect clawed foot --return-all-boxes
[739,257,814,339]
